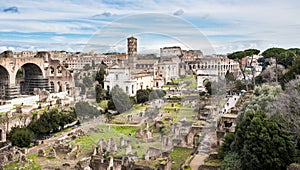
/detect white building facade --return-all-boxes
[104,65,154,97]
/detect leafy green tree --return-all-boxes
[95,84,106,103]
[28,108,77,134]
[107,100,116,110]
[244,49,260,65]
[77,83,86,95]
[262,47,286,83]
[110,85,132,113]
[83,64,92,71]
[225,70,235,83]
[218,132,235,159]
[149,90,166,100]
[233,110,295,170]
[228,51,247,80]
[92,60,96,69]
[278,50,296,68]
[254,74,264,85]
[136,89,150,103]
[83,76,93,87]
[268,80,300,149]
[279,56,300,88]
[129,96,136,105]
[288,48,300,56]
[204,81,212,95]
[220,152,241,170]
[95,67,105,88]
[75,101,101,121]
[9,127,33,147]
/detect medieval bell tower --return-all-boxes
[127,36,137,69]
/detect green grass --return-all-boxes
[70,124,163,158]
[31,108,47,115]
[71,135,97,150]
[71,125,139,151]
[170,147,194,170]
[187,81,198,89]
[162,102,182,114]
[204,159,221,166]
[98,100,108,109]
[162,107,178,114]
[135,158,168,169]
[173,75,195,83]
[111,126,139,135]
[4,153,41,170]
[120,104,148,117]
[162,85,178,89]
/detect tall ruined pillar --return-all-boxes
[0,128,6,142]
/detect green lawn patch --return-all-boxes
[170,147,194,169]
[98,100,108,109]
[173,75,195,83]
[162,85,178,89]
[204,159,221,166]
[71,124,163,158]
[111,126,139,135]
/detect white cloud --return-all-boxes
[0,0,299,53]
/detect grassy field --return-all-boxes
[162,102,182,114]
[170,147,194,169]
[98,100,108,109]
[70,124,162,158]
[162,85,178,89]
[173,75,195,84]
[111,126,139,135]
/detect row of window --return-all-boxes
[49,66,62,75]
[188,64,236,70]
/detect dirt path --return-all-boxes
[189,154,208,170]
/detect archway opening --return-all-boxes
[0,65,10,99]
[57,81,62,92]
[65,82,70,94]
[16,63,48,95]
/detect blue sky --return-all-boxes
[0,0,299,54]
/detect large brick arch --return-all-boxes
[14,63,44,78]
[0,51,74,98]
[0,64,10,85]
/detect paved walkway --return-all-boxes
[190,155,207,170]
[189,95,240,170]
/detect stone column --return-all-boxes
[0,129,6,142]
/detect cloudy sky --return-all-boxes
[0,0,299,54]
